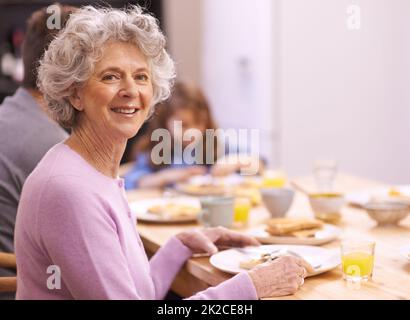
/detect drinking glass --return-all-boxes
[341,240,376,282]
[233,197,251,227]
[313,159,338,192]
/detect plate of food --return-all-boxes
[129,197,201,223]
[345,186,410,208]
[399,244,410,262]
[246,217,342,245]
[209,244,341,276]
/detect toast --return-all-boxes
[265,217,323,236]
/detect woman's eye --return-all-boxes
[102,74,119,81]
[136,74,149,81]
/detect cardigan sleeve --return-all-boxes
[149,236,193,299]
[185,272,258,300]
[150,236,258,300]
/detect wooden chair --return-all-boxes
[0,252,17,293]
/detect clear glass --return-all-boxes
[233,197,251,227]
[313,159,338,192]
[341,240,376,282]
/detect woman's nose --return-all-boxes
[118,79,139,99]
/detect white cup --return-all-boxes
[198,196,235,228]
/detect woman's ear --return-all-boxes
[68,88,84,111]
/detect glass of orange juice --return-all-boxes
[233,197,251,227]
[262,169,287,188]
[341,240,375,282]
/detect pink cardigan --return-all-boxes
[14,143,258,299]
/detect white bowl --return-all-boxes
[363,202,410,225]
[308,193,345,223]
[260,188,295,218]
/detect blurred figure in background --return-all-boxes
[124,81,262,189]
[0,4,75,299]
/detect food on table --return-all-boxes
[388,188,402,196]
[309,192,344,198]
[177,181,262,206]
[239,251,316,273]
[308,193,345,223]
[262,170,287,188]
[147,203,200,218]
[178,183,231,196]
[234,187,261,206]
[265,217,324,238]
[238,177,263,189]
[369,187,410,204]
[239,253,273,269]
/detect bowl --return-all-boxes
[363,202,410,225]
[308,193,345,223]
[260,188,295,218]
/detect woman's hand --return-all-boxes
[248,256,309,298]
[176,226,260,255]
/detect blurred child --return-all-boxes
[124,82,261,189]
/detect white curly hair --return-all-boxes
[38,5,175,128]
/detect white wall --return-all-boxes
[201,0,278,164]
[162,0,202,84]
[280,0,410,183]
[165,0,410,183]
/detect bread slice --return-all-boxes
[289,228,321,238]
[265,217,323,236]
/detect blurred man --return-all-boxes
[0,4,76,299]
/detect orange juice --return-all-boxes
[342,252,374,280]
[234,198,251,225]
[262,170,287,188]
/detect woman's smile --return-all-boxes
[110,106,142,116]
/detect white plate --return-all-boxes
[129,197,200,223]
[399,244,410,261]
[346,186,410,207]
[210,244,341,276]
[246,224,342,246]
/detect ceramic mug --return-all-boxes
[198,196,235,228]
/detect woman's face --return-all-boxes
[72,41,153,141]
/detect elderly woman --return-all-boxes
[14,6,307,299]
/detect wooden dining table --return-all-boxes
[126,173,410,300]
